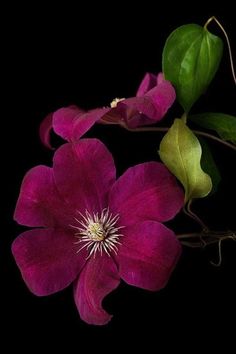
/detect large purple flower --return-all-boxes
[12,139,183,325]
[40,73,175,147]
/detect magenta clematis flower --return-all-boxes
[12,139,183,325]
[40,73,175,147]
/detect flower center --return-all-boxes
[110,97,125,108]
[71,208,124,259]
[87,222,105,241]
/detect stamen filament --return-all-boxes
[71,208,124,259]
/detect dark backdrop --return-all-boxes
[2,4,236,351]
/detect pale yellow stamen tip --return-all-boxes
[72,208,124,259]
[110,97,125,108]
[87,222,105,241]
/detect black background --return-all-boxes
[2,3,236,351]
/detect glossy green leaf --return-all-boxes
[199,137,221,195]
[159,118,212,202]
[190,112,236,143]
[162,24,223,112]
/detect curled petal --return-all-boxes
[136,72,157,97]
[157,72,165,84]
[53,106,84,142]
[72,107,111,140]
[39,113,53,149]
[120,96,158,127]
[146,78,176,117]
[121,73,176,127]
[74,255,120,325]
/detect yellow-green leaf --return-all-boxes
[159,118,212,202]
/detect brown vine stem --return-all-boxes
[178,231,236,246]
[177,230,236,267]
[178,231,236,266]
[124,126,236,151]
[204,16,236,86]
[193,130,236,151]
[177,231,235,241]
[183,200,209,232]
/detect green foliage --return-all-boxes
[190,113,236,144]
[199,137,221,194]
[162,24,223,112]
[159,118,212,202]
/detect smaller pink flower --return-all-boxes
[13,139,183,325]
[40,73,175,147]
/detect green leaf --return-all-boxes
[162,24,223,112]
[190,112,236,144]
[199,137,221,195]
[159,118,212,202]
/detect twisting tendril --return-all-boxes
[204,16,236,86]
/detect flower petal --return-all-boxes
[53,105,85,142]
[39,113,53,149]
[120,96,158,127]
[136,72,157,97]
[120,74,176,127]
[14,165,73,228]
[145,78,176,117]
[109,162,184,227]
[74,255,120,325]
[117,221,181,291]
[12,228,86,296]
[53,139,116,214]
[72,107,111,140]
[157,72,165,84]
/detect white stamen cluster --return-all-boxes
[110,97,125,108]
[71,208,124,259]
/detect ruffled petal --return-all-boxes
[157,72,165,84]
[136,72,157,97]
[14,165,73,228]
[12,228,86,296]
[120,73,176,128]
[145,78,176,118]
[39,113,53,149]
[117,221,181,291]
[120,96,158,127]
[72,107,111,140]
[109,162,184,227]
[53,139,116,214]
[53,105,85,142]
[74,255,120,325]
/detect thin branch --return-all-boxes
[181,241,204,248]
[177,233,207,240]
[124,126,169,133]
[177,230,236,256]
[177,231,236,240]
[194,130,236,151]
[183,200,209,232]
[210,239,223,267]
[124,126,236,151]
